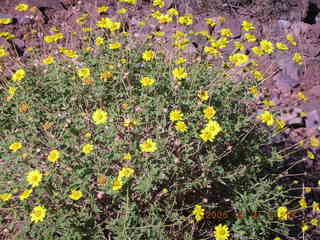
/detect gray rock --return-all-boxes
[24,0,64,9]
[274,72,300,89]
[279,107,305,128]
[306,110,320,129]
[278,19,291,29]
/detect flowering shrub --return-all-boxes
[0,1,316,240]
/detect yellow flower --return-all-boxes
[274,237,282,240]
[162,188,169,193]
[204,47,221,56]
[138,20,145,27]
[178,14,193,25]
[175,57,186,64]
[9,142,23,152]
[262,99,275,108]
[203,106,216,120]
[313,201,320,211]
[299,199,307,209]
[219,16,225,23]
[100,71,113,81]
[123,119,139,128]
[140,138,157,153]
[157,14,173,24]
[27,170,42,188]
[92,109,108,125]
[117,8,127,15]
[77,67,91,79]
[213,224,230,240]
[276,42,289,50]
[198,90,209,101]
[0,18,12,24]
[305,187,312,193]
[82,144,94,154]
[170,110,184,122]
[241,20,255,31]
[252,70,264,81]
[48,150,60,163]
[19,103,29,112]
[199,120,222,142]
[12,69,26,82]
[167,8,179,16]
[0,193,12,202]
[234,41,245,51]
[172,67,188,80]
[301,222,309,232]
[257,111,274,126]
[292,53,303,65]
[108,21,121,32]
[153,31,165,37]
[84,132,91,138]
[310,218,318,226]
[142,50,155,61]
[69,190,83,200]
[95,37,105,46]
[97,5,109,14]
[7,86,17,97]
[277,206,288,220]
[112,177,123,191]
[15,3,29,11]
[192,204,205,222]
[108,41,122,50]
[229,53,249,66]
[123,153,132,161]
[96,17,112,28]
[19,189,33,200]
[249,86,260,97]
[220,28,233,37]
[307,151,315,159]
[260,40,274,54]
[0,48,9,57]
[30,205,46,223]
[244,33,256,42]
[97,175,107,185]
[296,92,308,101]
[215,37,229,49]
[140,76,155,87]
[275,119,286,130]
[44,35,55,43]
[252,46,264,56]
[205,18,216,27]
[119,168,135,178]
[61,49,78,58]
[153,0,165,8]
[42,56,55,65]
[286,34,297,46]
[310,136,320,147]
[175,121,188,132]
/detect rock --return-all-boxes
[24,0,65,9]
[189,34,207,49]
[300,99,320,112]
[277,55,300,79]
[274,72,300,90]
[305,110,320,129]
[10,39,26,56]
[290,21,310,36]
[279,107,305,128]
[278,19,292,29]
